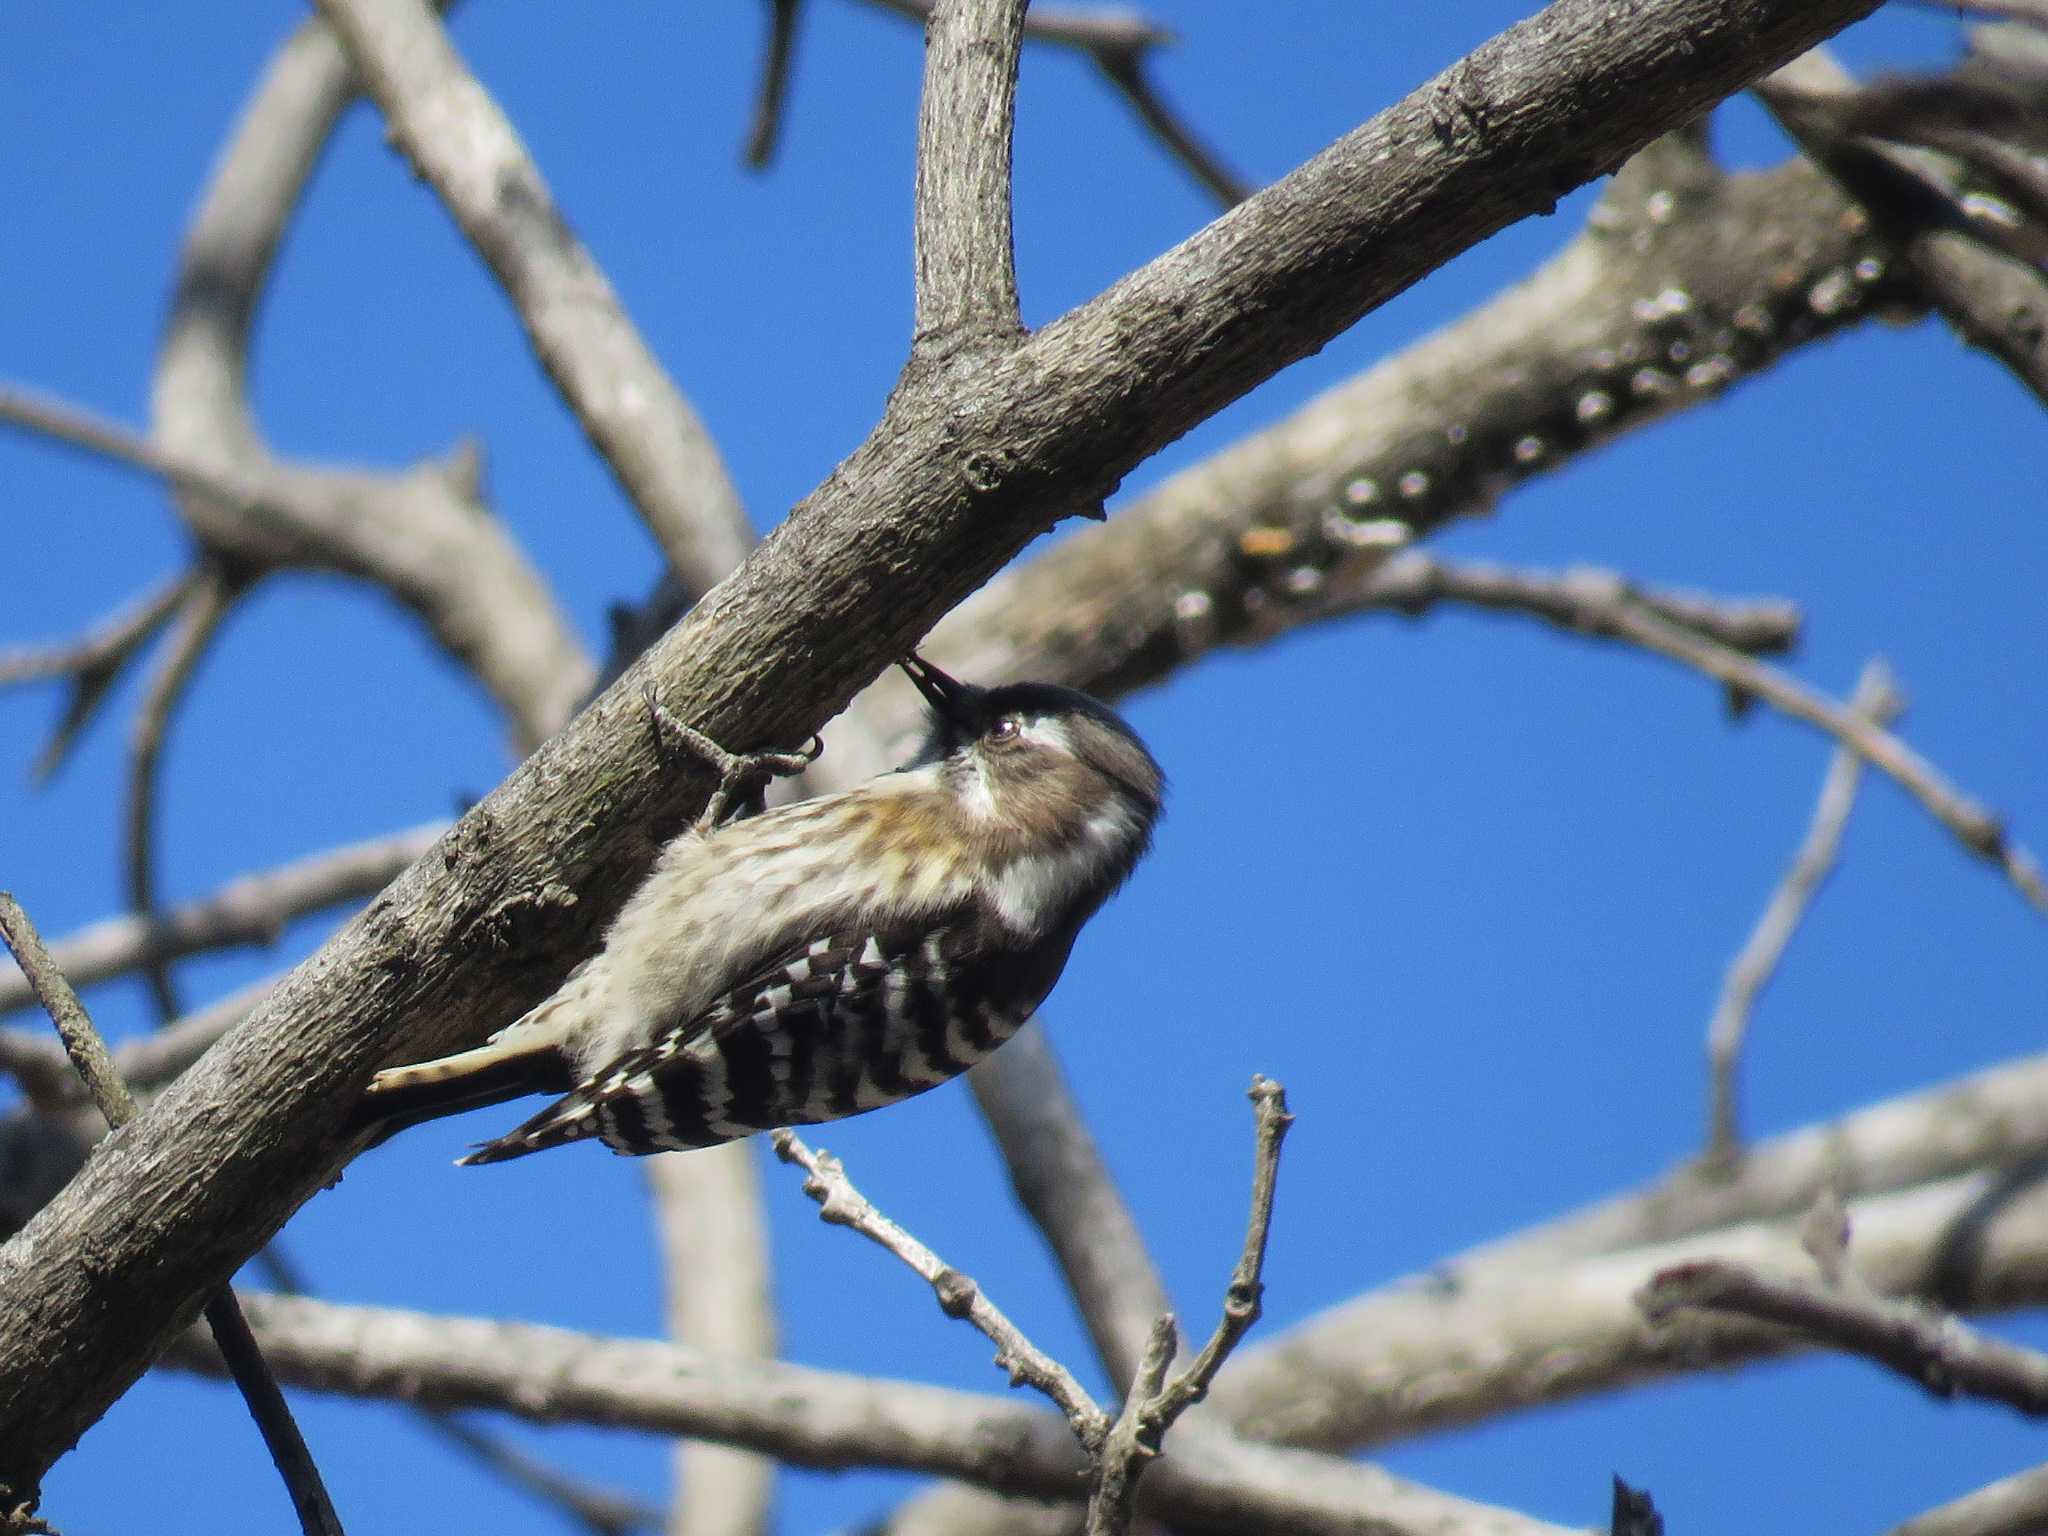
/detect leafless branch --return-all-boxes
[1084,1078,1291,1535]
[417,1414,661,1536]
[1349,554,1801,655]
[1639,1257,2048,1415]
[1598,596,2048,917]
[0,897,140,1130]
[147,16,591,751]
[1704,660,1904,1169]
[1209,1162,2048,1453]
[909,0,1029,356]
[161,1292,1572,1536]
[123,565,244,1022]
[0,570,199,784]
[252,1240,661,1536]
[912,139,1899,730]
[310,0,753,597]
[0,379,586,755]
[772,1127,1109,1445]
[1093,50,1251,208]
[1887,1462,2048,1536]
[0,826,443,1017]
[0,895,341,1536]
[649,1147,778,1536]
[1761,45,2048,403]
[743,0,806,167]
[969,1022,1176,1388]
[853,0,1248,205]
[0,0,1890,1490]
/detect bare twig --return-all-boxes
[124,565,244,1022]
[969,1022,1176,1388]
[777,1080,1290,1536]
[1639,1258,2048,1415]
[311,0,753,596]
[771,1128,1109,1446]
[0,895,342,1536]
[0,897,140,1128]
[149,16,591,749]
[1599,596,2048,916]
[1093,50,1252,208]
[909,0,1029,356]
[0,826,443,1016]
[1084,1078,1291,1535]
[1704,660,1904,1168]
[195,1298,350,1536]
[0,384,252,494]
[1351,555,1801,656]
[419,1415,660,1536]
[1887,1462,2048,1536]
[743,0,806,167]
[854,0,1248,205]
[0,571,200,783]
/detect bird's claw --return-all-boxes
[643,690,822,829]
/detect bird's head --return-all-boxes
[898,655,1164,854]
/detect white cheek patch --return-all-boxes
[958,758,999,822]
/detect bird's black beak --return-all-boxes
[899,654,975,721]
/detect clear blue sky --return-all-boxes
[4,4,2045,1533]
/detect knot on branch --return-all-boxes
[932,1266,979,1319]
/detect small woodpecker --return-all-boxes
[358,655,1164,1164]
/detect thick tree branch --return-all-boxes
[0,0,1884,1495]
[1887,1462,2048,1536]
[147,17,591,751]
[1762,43,2048,403]
[1639,1258,2048,1415]
[160,1294,1571,1536]
[1208,1163,2048,1452]
[310,0,754,597]
[917,138,1897,715]
[649,1146,778,1536]
[0,897,343,1536]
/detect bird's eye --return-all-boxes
[989,714,1022,744]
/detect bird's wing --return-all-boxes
[459,901,1020,1164]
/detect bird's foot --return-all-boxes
[643,691,823,829]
